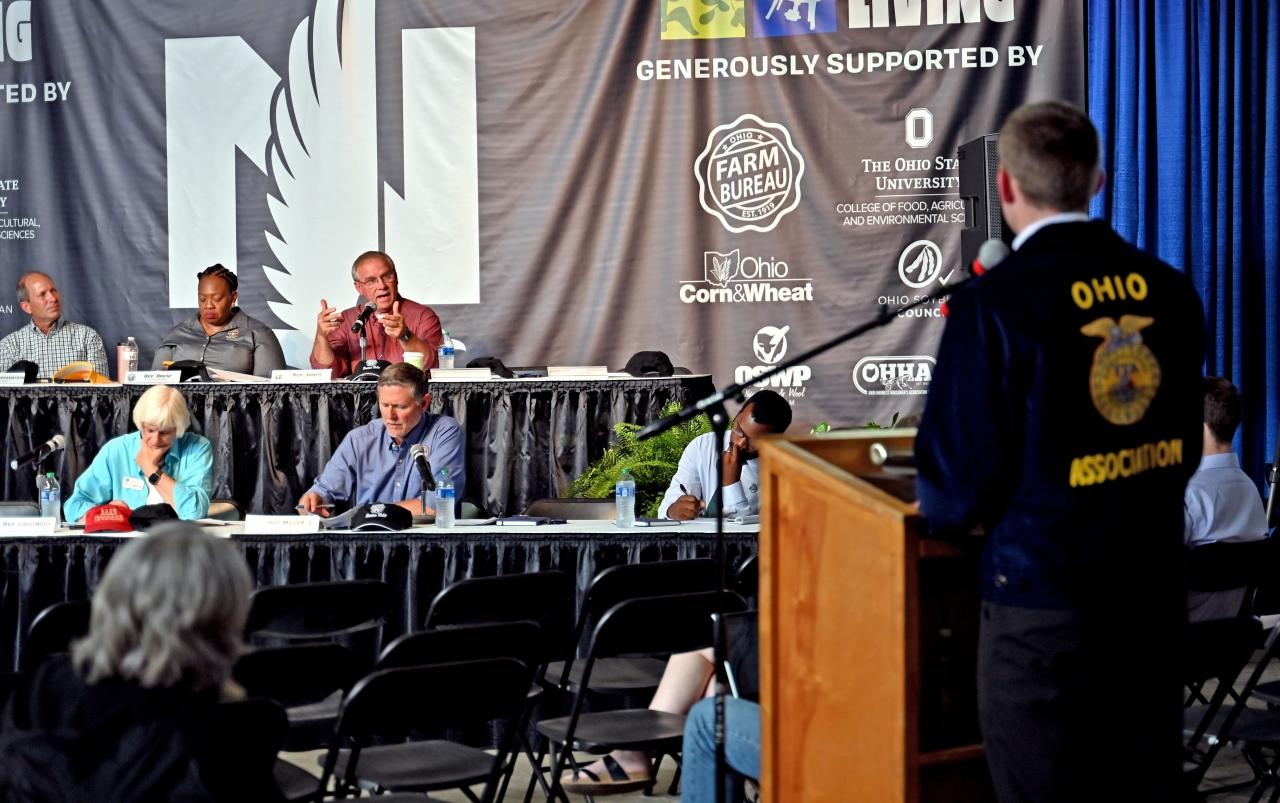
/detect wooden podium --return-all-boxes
[756,429,991,803]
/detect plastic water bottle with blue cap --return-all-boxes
[615,468,635,528]
[437,332,455,370]
[435,468,455,529]
[39,471,61,529]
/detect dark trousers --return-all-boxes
[977,601,1185,803]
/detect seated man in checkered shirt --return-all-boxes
[0,272,109,379]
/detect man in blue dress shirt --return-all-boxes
[298,363,464,516]
[1185,376,1268,620]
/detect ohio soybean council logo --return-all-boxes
[695,114,805,234]
[853,356,935,395]
[680,249,813,304]
[736,325,809,398]
[898,240,952,288]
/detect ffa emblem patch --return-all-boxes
[1081,315,1162,426]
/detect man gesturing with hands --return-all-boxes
[657,390,792,521]
[311,251,444,378]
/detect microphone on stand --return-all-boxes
[12,434,66,470]
[351,301,376,334]
[410,444,436,492]
[941,239,1010,318]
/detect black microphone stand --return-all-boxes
[636,273,974,803]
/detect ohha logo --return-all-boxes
[736,326,810,396]
[898,240,952,288]
[695,114,804,234]
[853,355,935,395]
[680,249,813,304]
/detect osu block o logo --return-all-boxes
[661,0,745,39]
[898,240,950,288]
[695,114,805,234]
[1081,315,1162,425]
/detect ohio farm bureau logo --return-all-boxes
[695,114,804,233]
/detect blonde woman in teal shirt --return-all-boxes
[65,385,213,522]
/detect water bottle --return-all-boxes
[38,472,61,529]
[435,469,455,529]
[437,332,455,370]
[615,468,636,528]
[124,337,139,372]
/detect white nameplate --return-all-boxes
[125,371,180,385]
[0,518,58,535]
[243,514,322,534]
[271,369,331,383]
[0,372,28,386]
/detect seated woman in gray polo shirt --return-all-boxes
[152,265,286,378]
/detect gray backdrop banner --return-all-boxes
[0,0,1083,427]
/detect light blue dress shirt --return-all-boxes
[305,412,465,514]
[657,432,757,519]
[1183,452,1269,548]
[64,431,213,522]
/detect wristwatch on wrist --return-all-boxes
[399,329,413,343]
[147,471,162,486]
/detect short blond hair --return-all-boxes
[998,101,1101,212]
[132,385,191,435]
[73,524,253,692]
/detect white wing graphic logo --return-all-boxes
[264,0,379,359]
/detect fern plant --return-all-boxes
[565,401,713,517]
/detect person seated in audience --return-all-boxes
[682,695,760,803]
[657,389,792,520]
[0,271,109,379]
[310,251,443,378]
[65,384,213,522]
[153,264,286,378]
[298,362,464,517]
[563,648,719,795]
[0,524,263,802]
[1185,375,1268,621]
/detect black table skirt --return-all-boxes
[0,377,712,517]
[0,529,757,671]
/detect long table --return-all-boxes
[0,376,712,518]
[0,520,758,671]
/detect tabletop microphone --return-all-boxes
[12,434,66,470]
[410,443,436,492]
[351,301,376,334]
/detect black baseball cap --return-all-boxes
[349,359,393,382]
[351,502,413,531]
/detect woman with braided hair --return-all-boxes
[152,264,286,377]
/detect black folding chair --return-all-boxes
[544,559,718,696]
[535,591,748,803]
[244,579,393,681]
[23,599,90,671]
[1182,617,1270,797]
[378,620,543,672]
[716,610,759,702]
[316,658,532,803]
[200,697,293,803]
[0,672,22,709]
[1187,538,1280,621]
[233,643,364,751]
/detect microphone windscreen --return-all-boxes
[977,239,1012,270]
[50,434,66,449]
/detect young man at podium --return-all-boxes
[915,102,1204,803]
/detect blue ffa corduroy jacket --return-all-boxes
[915,221,1205,610]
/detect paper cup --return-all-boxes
[403,352,425,369]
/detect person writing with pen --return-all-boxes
[296,363,465,517]
[656,390,792,520]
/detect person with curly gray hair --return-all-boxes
[0,524,262,802]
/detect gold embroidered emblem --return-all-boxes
[1080,315,1162,426]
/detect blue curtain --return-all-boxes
[1088,1,1280,487]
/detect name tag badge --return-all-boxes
[122,476,145,492]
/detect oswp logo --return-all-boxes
[695,114,805,234]
[736,325,810,393]
[164,0,480,368]
[898,240,952,288]
[853,356,935,395]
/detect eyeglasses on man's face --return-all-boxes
[356,271,397,289]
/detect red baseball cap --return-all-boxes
[84,503,134,533]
